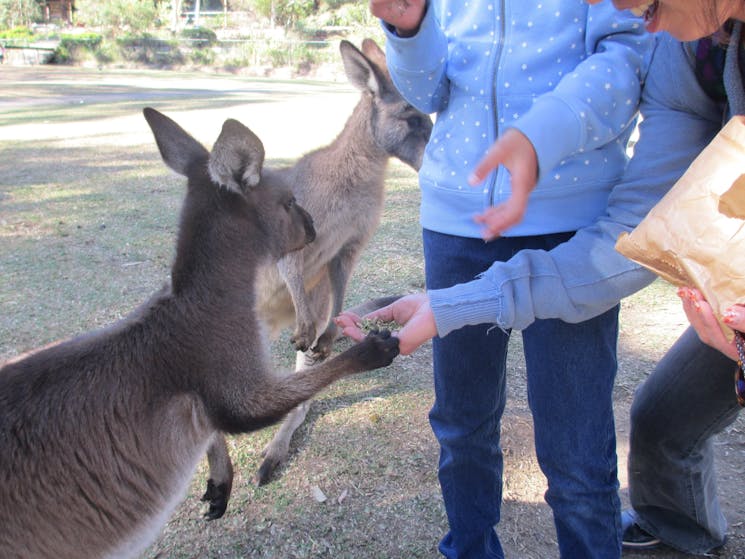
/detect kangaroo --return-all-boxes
[0,108,400,559]
[212,37,431,493]
[263,38,431,357]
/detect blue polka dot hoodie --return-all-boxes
[381,0,652,238]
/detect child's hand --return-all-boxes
[469,128,538,240]
[473,194,529,241]
[335,293,437,356]
[369,0,426,35]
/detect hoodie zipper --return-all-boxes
[487,0,506,208]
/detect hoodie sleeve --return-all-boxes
[513,2,654,180]
[429,35,724,334]
[379,3,450,114]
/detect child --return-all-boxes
[361,1,652,558]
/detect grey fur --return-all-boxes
[202,38,432,498]
[0,108,399,559]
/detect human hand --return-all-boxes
[335,292,437,356]
[678,287,745,362]
[369,0,426,36]
[473,196,531,242]
[469,128,538,240]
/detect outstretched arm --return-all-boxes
[336,293,436,356]
[340,36,723,347]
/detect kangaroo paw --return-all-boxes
[311,326,338,361]
[201,478,230,520]
[351,329,400,370]
[290,322,316,353]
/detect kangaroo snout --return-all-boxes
[300,205,316,245]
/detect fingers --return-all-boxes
[395,325,422,356]
[469,130,537,239]
[334,311,365,342]
[678,287,739,361]
[724,304,745,332]
[335,311,361,326]
[334,306,399,342]
[473,197,527,241]
[335,293,434,356]
[469,142,505,187]
[369,0,425,33]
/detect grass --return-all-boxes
[2,66,745,559]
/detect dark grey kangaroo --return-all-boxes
[0,108,399,559]
[225,37,431,491]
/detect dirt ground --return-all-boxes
[2,65,745,558]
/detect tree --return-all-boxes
[74,0,158,34]
[251,0,316,27]
[0,0,42,28]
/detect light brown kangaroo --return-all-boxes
[0,108,399,559]
[199,37,431,503]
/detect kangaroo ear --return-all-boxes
[208,119,266,193]
[360,38,387,73]
[340,39,389,97]
[143,107,209,177]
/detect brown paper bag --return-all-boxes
[615,115,745,329]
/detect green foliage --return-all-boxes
[220,40,258,71]
[320,0,356,8]
[117,33,184,66]
[180,26,217,48]
[0,26,34,40]
[50,33,103,64]
[188,45,215,65]
[300,1,375,31]
[328,2,376,27]
[0,0,41,29]
[92,40,119,64]
[0,0,385,76]
[253,0,317,27]
[75,0,158,35]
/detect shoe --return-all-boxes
[621,509,662,550]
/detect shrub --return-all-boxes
[180,27,217,48]
[117,34,184,67]
[221,41,258,72]
[189,47,215,65]
[50,33,103,64]
[0,26,35,41]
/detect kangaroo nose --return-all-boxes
[302,209,316,244]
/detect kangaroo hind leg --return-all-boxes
[202,433,234,520]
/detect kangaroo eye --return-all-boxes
[407,116,422,128]
[284,197,296,211]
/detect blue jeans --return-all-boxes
[424,229,622,559]
[628,326,740,553]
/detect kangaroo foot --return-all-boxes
[201,479,230,520]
